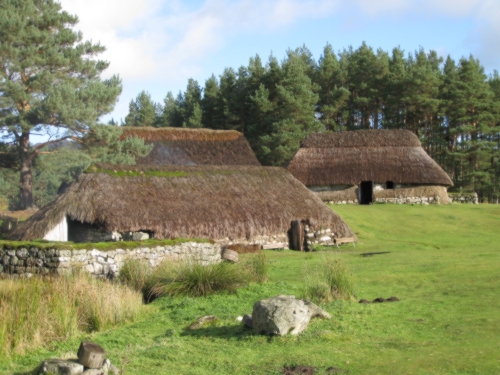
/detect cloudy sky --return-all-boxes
[59,0,500,124]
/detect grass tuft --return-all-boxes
[150,260,249,297]
[303,253,354,303]
[250,252,269,283]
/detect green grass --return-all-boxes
[0,237,210,251]
[1,204,499,374]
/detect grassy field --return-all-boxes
[1,204,499,374]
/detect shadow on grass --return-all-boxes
[173,324,255,341]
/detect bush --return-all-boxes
[303,253,355,303]
[0,274,143,355]
[250,252,268,283]
[150,260,249,297]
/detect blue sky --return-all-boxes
[58,0,500,124]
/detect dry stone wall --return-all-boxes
[0,242,221,278]
[448,192,478,204]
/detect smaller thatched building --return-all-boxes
[286,130,453,204]
[121,127,260,166]
[9,164,356,249]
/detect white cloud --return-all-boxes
[59,0,338,84]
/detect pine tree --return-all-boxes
[181,79,202,128]
[123,91,159,127]
[159,92,183,127]
[316,44,350,131]
[260,55,322,165]
[0,0,122,208]
[201,75,220,129]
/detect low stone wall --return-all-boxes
[216,233,290,250]
[318,185,450,204]
[448,192,478,204]
[0,242,222,278]
[304,225,337,248]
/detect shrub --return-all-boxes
[150,260,249,297]
[0,274,143,355]
[303,253,355,303]
[250,252,268,283]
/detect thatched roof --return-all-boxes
[287,130,453,186]
[121,127,260,166]
[8,164,355,242]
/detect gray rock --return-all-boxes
[81,359,111,375]
[16,248,29,258]
[38,359,84,375]
[132,232,149,241]
[242,314,253,328]
[251,295,331,336]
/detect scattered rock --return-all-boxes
[242,314,253,328]
[236,316,243,322]
[38,359,84,375]
[188,315,218,330]
[358,299,370,304]
[109,364,120,375]
[372,297,385,303]
[78,341,106,369]
[252,295,331,336]
[282,366,316,375]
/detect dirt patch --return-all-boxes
[282,366,316,375]
[326,367,347,374]
[359,296,400,304]
[359,251,390,257]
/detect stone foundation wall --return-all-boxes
[304,225,338,248]
[448,192,478,204]
[216,233,290,250]
[317,184,450,204]
[0,242,222,278]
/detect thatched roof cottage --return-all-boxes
[121,127,260,166]
[9,164,355,249]
[286,130,453,204]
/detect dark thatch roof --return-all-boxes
[287,130,453,186]
[121,127,260,166]
[8,164,355,242]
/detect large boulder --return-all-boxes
[38,359,84,375]
[251,295,331,336]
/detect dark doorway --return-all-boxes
[359,181,373,204]
[386,181,395,190]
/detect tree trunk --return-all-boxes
[19,132,35,210]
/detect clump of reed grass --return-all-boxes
[250,252,268,283]
[0,274,144,356]
[302,253,355,303]
[119,259,156,302]
[149,260,249,298]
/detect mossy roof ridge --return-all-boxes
[120,127,260,166]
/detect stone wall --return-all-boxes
[448,192,478,204]
[0,242,222,278]
[318,184,450,204]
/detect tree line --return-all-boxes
[123,43,500,203]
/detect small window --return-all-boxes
[386,181,395,190]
